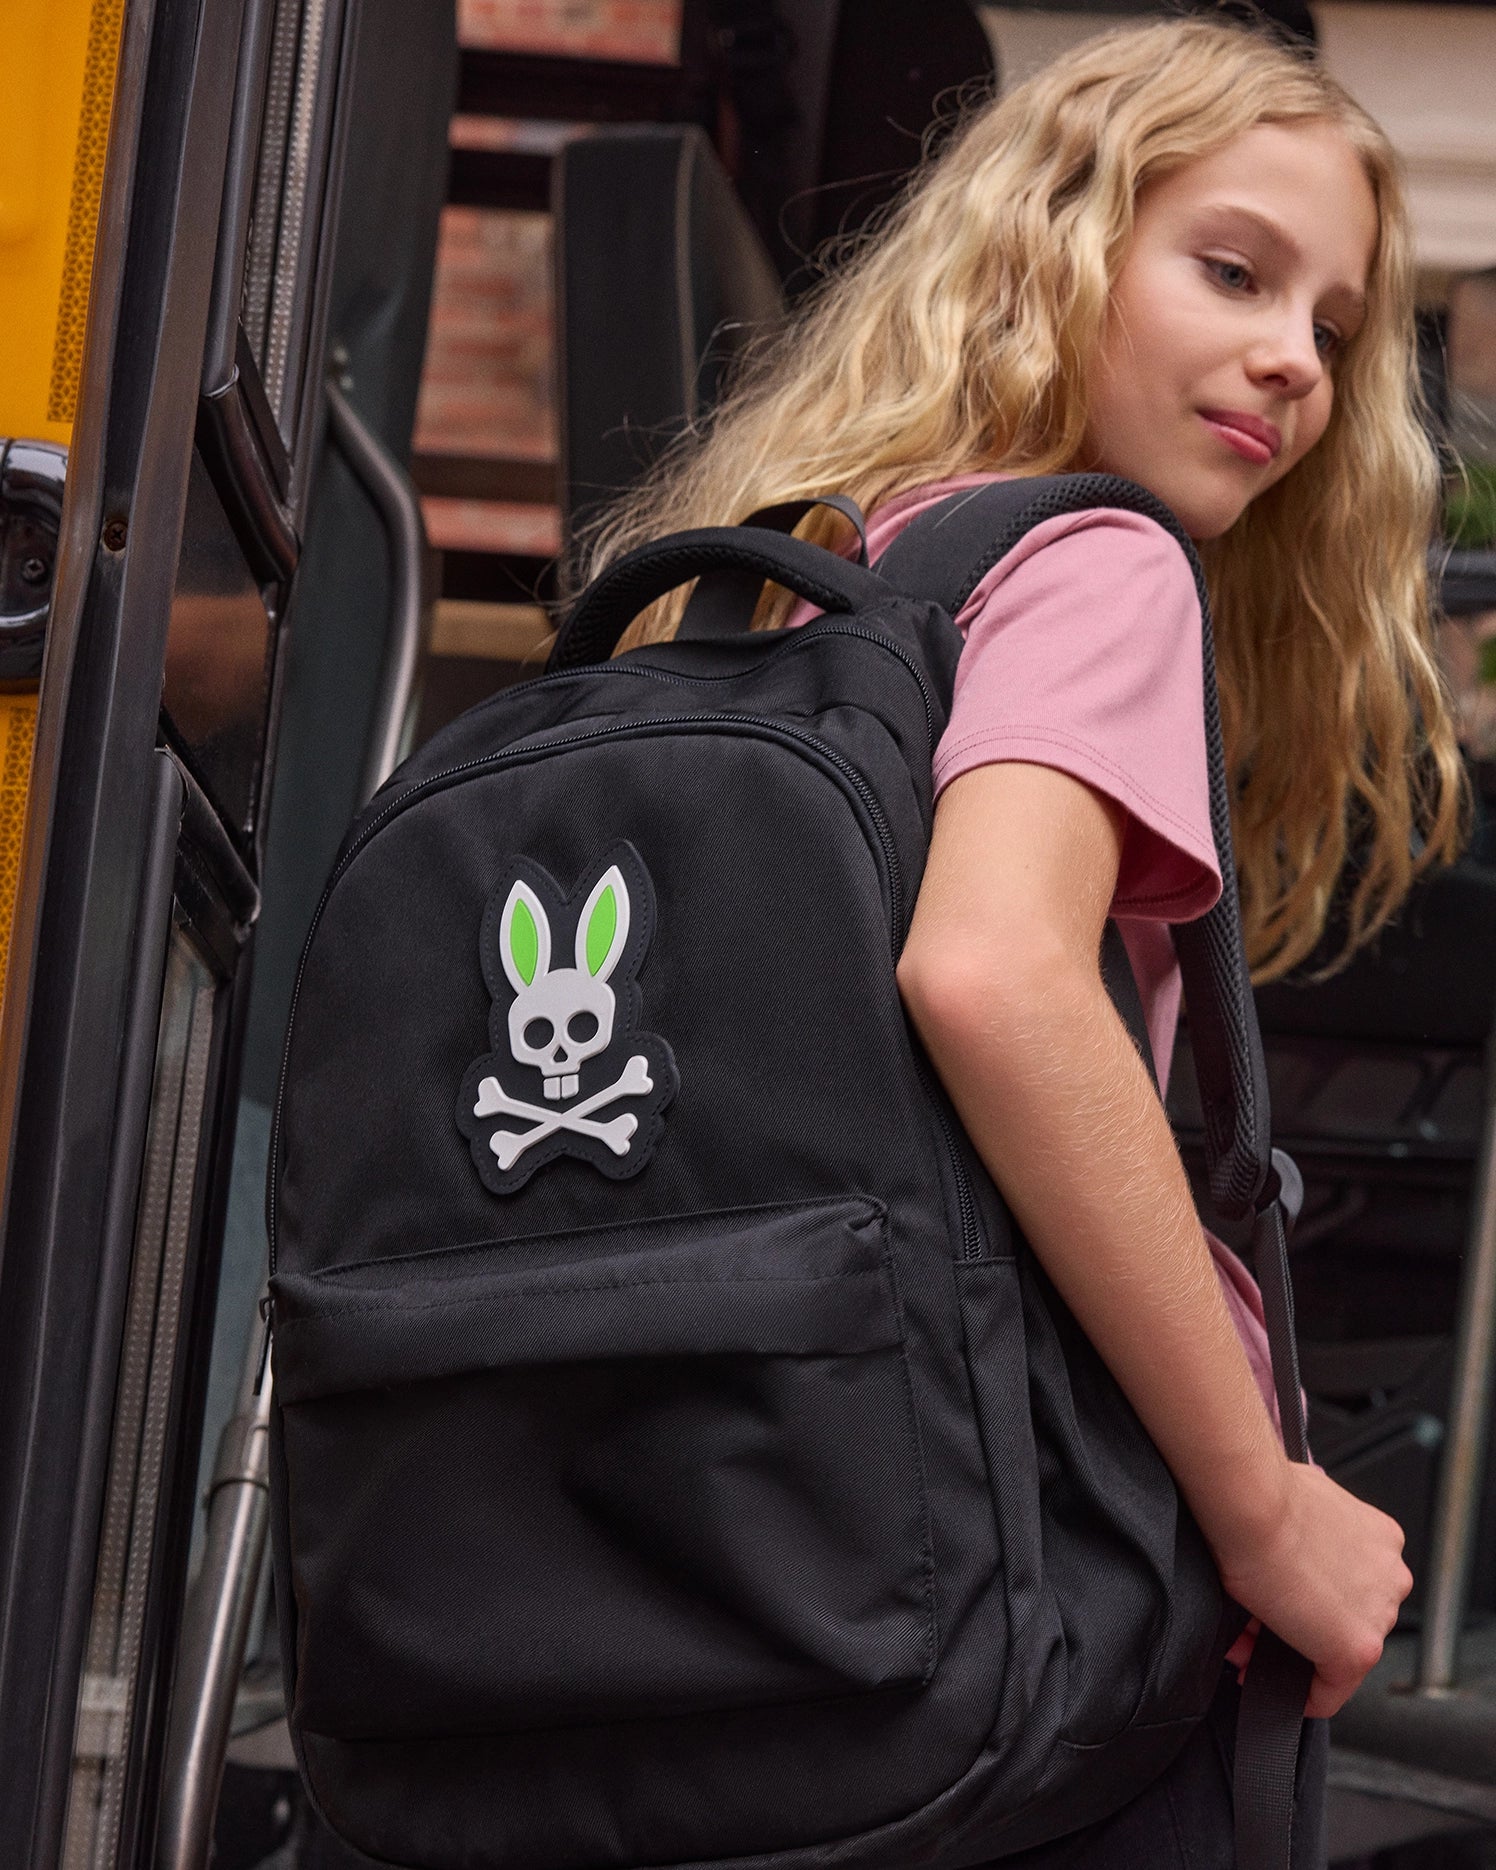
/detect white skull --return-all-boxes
[499,865,631,1100]
[508,969,614,1095]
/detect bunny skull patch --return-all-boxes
[457,842,678,1192]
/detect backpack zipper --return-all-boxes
[408,619,938,770]
[621,623,937,761]
[268,713,907,1278]
[927,1082,983,1262]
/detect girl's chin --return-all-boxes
[1178,502,1248,542]
[1153,467,1261,541]
[1073,450,1255,539]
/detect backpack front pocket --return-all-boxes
[271,1197,936,1741]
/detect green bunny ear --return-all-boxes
[585,886,616,977]
[576,863,629,981]
[509,897,540,985]
[499,878,552,995]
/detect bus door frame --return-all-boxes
[0,0,356,1859]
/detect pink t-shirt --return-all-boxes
[788,474,1280,1428]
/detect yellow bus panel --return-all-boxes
[0,691,37,1009]
[0,0,126,447]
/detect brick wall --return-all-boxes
[458,0,680,61]
[416,3,683,555]
[414,207,555,467]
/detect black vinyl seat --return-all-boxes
[554,126,783,561]
[1255,854,1496,1050]
[552,4,1002,550]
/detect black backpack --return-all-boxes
[267,473,1313,1870]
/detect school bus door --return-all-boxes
[0,0,364,1861]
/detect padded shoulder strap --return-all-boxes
[882,474,1313,1870]
[879,475,1274,1223]
[1101,922,1156,1094]
[873,475,1073,618]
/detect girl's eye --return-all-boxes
[1205,256,1254,292]
[1313,322,1343,359]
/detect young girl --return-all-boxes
[584,17,1464,1860]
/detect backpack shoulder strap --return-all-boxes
[1100,921,1157,1093]
[879,473,1276,1221]
[882,473,1313,1870]
[872,475,1074,617]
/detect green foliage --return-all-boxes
[1446,460,1496,548]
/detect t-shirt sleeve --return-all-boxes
[932,507,1222,920]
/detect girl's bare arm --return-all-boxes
[897,759,1410,1716]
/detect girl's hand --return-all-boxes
[1215,1463,1412,1718]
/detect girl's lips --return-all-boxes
[1199,410,1280,466]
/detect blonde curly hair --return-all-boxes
[581,17,1466,980]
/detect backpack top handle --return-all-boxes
[549,519,884,672]
[674,496,870,643]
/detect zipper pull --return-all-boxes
[254,1292,273,1396]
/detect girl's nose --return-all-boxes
[1246,316,1324,399]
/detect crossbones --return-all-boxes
[474,1054,654,1169]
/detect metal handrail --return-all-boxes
[324,371,429,803]
[1415,1035,1496,1692]
[153,1311,273,1870]
[155,371,427,1869]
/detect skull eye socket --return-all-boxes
[522,1017,555,1050]
[567,1011,600,1044]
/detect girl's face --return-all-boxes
[1081,121,1378,540]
